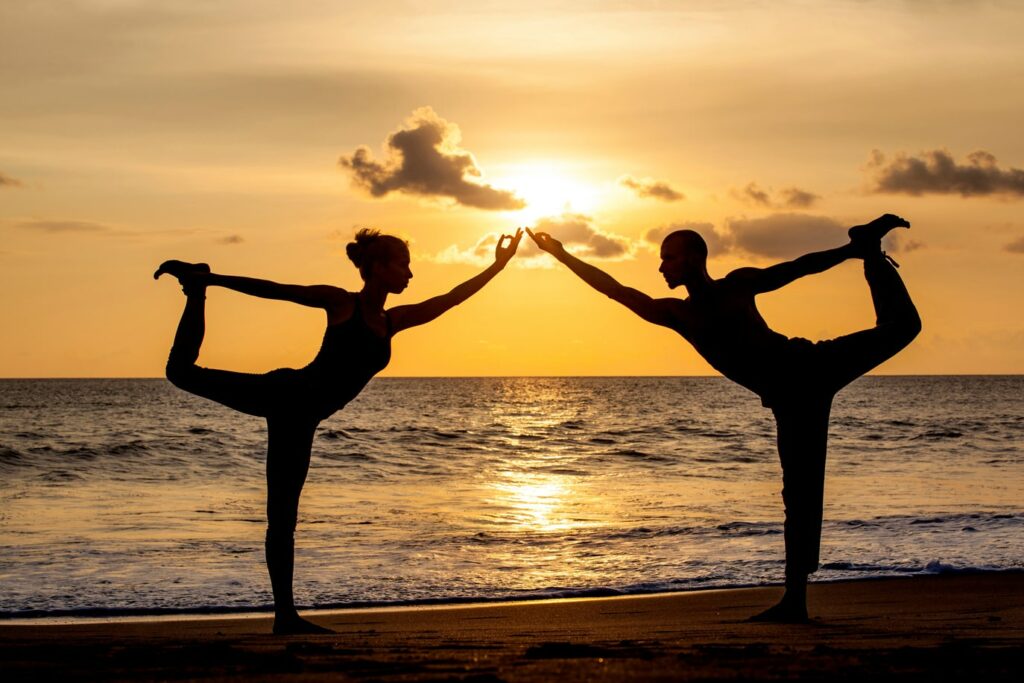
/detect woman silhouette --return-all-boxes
[155,227,522,634]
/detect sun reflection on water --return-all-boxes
[489,471,574,532]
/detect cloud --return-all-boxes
[434,232,514,266]
[535,213,633,259]
[0,172,23,188]
[779,187,820,208]
[883,232,925,255]
[1005,236,1024,254]
[644,221,732,257]
[868,149,1024,198]
[435,213,634,267]
[339,107,524,211]
[217,234,244,245]
[17,219,111,234]
[726,213,846,258]
[619,175,684,202]
[738,182,820,209]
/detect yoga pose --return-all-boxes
[156,227,523,634]
[528,214,920,622]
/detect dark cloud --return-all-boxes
[1005,236,1024,254]
[217,234,244,245]
[0,172,23,188]
[644,221,731,257]
[740,182,820,209]
[619,175,684,202]
[17,219,110,233]
[868,149,1024,198]
[726,213,845,258]
[339,107,524,211]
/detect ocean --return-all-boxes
[0,376,1021,618]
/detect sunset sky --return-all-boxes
[2,0,1023,377]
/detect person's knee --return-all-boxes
[164,357,190,389]
[889,307,922,346]
[265,523,296,549]
[266,507,298,539]
[166,352,205,390]
[905,307,922,341]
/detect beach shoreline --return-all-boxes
[2,573,1021,681]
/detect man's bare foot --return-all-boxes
[153,260,210,281]
[747,601,811,624]
[848,214,910,248]
[272,615,334,635]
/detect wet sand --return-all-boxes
[2,574,1022,681]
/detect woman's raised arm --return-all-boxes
[388,228,522,334]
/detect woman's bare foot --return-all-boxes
[153,260,210,281]
[272,614,334,635]
[154,260,210,296]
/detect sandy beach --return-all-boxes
[2,573,1022,681]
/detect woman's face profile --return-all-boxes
[373,244,412,293]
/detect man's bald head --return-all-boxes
[663,229,708,261]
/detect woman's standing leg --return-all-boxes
[265,416,329,634]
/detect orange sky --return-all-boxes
[2,1,1023,377]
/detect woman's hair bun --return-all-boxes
[346,228,408,277]
[346,228,381,269]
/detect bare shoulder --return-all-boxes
[323,288,356,325]
[722,267,764,293]
[724,267,760,282]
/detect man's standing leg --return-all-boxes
[751,399,832,623]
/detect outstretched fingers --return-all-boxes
[525,228,561,254]
[495,228,525,263]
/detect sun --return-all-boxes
[495,163,601,223]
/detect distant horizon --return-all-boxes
[2,373,1021,381]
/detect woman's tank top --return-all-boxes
[300,297,392,413]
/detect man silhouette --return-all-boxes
[528,214,920,622]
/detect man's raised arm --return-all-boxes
[526,228,683,327]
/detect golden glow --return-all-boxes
[490,472,573,531]
[497,164,602,223]
[1,2,1023,376]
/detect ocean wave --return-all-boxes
[319,429,358,440]
[0,445,23,460]
[820,560,1020,576]
[847,512,1023,528]
[4,567,1023,621]
[913,430,964,440]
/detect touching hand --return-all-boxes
[525,228,564,256]
[495,228,524,267]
